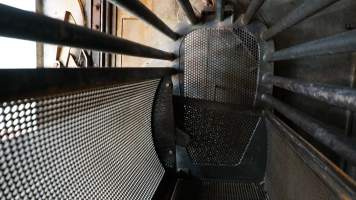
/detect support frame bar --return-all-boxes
[109,0,180,40]
[261,0,340,40]
[176,0,199,25]
[266,30,356,61]
[216,0,225,21]
[0,4,176,61]
[0,68,177,101]
[262,94,356,165]
[262,74,356,112]
[240,0,266,25]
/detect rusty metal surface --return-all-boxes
[266,30,356,61]
[263,74,356,112]
[257,0,356,157]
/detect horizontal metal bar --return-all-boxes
[240,0,266,25]
[0,68,177,101]
[261,94,356,165]
[0,4,176,61]
[262,74,356,112]
[177,0,199,25]
[261,0,340,40]
[266,112,356,199]
[266,30,356,61]
[108,0,180,40]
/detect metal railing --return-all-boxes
[0,0,202,63]
[236,0,356,171]
[1,0,355,176]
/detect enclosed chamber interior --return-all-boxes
[0,0,356,199]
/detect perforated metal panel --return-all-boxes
[0,80,164,199]
[180,27,261,166]
[184,101,261,166]
[182,27,260,106]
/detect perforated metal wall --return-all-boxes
[0,79,164,199]
[183,27,260,106]
[179,27,261,166]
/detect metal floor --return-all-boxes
[173,179,269,200]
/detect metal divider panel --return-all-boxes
[180,26,261,166]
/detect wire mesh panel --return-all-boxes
[180,26,261,166]
[0,79,164,199]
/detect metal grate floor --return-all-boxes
[174,179,269,200]
[199,180,269,200]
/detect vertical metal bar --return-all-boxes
[108,0,180,40]
[240,0,265,25]
[176,0,199,25]
[262,74,356,112]
[105,1,113,67]
[100,0,107,67]
[35,0,44,68]
[262,94,356,165]
[266,30,356,61]
[92,0,102,66]
[216,0,224,21]
[112,6,118,67]
[261,0,340,40]
[0,4,177,60]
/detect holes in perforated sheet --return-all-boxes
[0,80,164,199]
[181,27,261,166]
[183,27,260,106]
[0,101,38,141]
[184,102,261,166]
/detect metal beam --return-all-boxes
[216,0,225,21]
[261,0,340,40]
[240,0,266,25]
[0,68,177,101]
[108,0,180,40]
[262,94,356,165]
[176,0,199,25]
[266,30,356,61]
[262,74,356,112]
[0,4,176,61]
